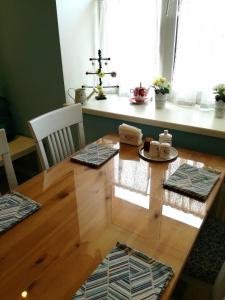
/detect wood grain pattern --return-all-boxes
[0,134,225,300]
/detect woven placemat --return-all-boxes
[0,192,41,234]
[71,142,119,168]
[163,163,221,201]
[73,242,174,300]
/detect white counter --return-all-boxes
[82,95,225,139]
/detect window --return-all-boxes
[97,0,225,108]
[173,0,225,107]
[97,0,160,96]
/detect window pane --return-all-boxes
[100,0,160,96]
[172,0,225,106]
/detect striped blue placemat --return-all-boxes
[0,192,41,234]
[163,163,221,201]
[73,242,174,300]
[71,142,119,168]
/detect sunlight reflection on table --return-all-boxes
[162,205,203,229]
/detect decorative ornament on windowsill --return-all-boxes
[151,77,171,109]
[82,49,119,100]
[213,84,225,118]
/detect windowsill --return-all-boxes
[82,95,225,139]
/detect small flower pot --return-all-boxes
[155,93,167,109]
[214,100,225,118]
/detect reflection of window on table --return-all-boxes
[114,156,150,209]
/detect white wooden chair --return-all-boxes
[0,129,18,192]
[28,104,86,170]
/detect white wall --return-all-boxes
[56,0,97,103]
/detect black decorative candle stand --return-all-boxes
[82,49,119,100]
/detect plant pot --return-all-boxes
[214,100,225,118]
[155,93,167,109]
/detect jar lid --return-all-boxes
[151,140,160,145]
[160,142,170,147]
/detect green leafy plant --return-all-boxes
[213,84,225,103]
[152,76,170,95]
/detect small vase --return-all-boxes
[155,93,167,109]
[214,100,225,118]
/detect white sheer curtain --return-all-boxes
[172,0,225,108]
[98,0,160,96]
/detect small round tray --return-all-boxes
[139,147,178,162]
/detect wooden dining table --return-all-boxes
[0,134,225,300]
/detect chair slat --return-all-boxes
[78,122,86,148]
[66,127,75,154]
[62,128,70,155]
[54,131,64,160]
[50,133,60,163]
[58,130,68,157]
[47,136,57,165]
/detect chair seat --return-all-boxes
[184,215,225,284]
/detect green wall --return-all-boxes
[0,0,65,136]
[84,114,225,157]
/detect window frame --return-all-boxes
[159,0,179,83]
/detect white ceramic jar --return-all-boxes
[159,130,172,146]
[159,143,171,159]
[149,141,160,157]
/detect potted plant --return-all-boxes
[213,84,225,118]
[152,77,170,109]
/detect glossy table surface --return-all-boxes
[0,134,225,300]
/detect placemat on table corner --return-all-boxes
[71,142,119,168]
[0,192,41,234]
[163,163,221,201]
[72,242,174,300]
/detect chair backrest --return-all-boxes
[0,129,18,192]
[28,104,86,170]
